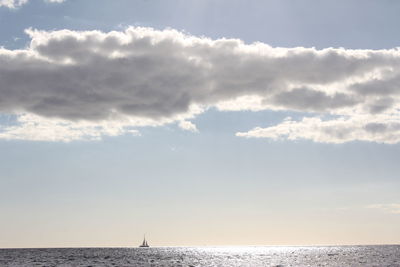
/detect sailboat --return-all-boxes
[139,235,149,247]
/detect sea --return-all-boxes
[0,245,399,266]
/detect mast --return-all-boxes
[139,234,149,247]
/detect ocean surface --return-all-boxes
[0,245,399,266]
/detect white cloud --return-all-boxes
[0,113,140,142]
[178,120,198,133]
[0,27,400,142]
[367,204,400,214]
[0,0,63,8]
[0,0,27,8]
[236,116,400,144]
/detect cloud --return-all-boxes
[271,88,358,112]
[0,0,27,8]
[367,204,400,214]
[178,120,198,133]
[0,27,400,142]
[0,0,63,8]
[0,113,140,142]
[236,116,400,144]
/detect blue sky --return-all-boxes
[1,0,399,49]
[0,0,400,247]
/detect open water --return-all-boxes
[0,245,399,266]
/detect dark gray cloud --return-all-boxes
[351,74,400,96]
[271,88,358,112]
[1,27,400,142]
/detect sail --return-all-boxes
[139,235,149,247]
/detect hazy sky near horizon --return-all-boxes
[1,0,400,248]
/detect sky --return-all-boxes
[0,0,400,248]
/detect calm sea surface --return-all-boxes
[0,246,399,266]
